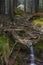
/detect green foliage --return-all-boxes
[14,7,26,17]
[0,35,10,65]
[34,39,43,60]
[0,35,10,54]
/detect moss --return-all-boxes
[34,39,43,60]
[33,19,43,26]
[0,34,10,65]
[14,7,26,17]
[0,35,9,52]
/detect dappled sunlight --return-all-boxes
[33,18,43,26]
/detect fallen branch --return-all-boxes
[11,30,29,46]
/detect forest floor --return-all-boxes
[0,14,43,65]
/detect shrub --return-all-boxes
[14,7,26,17]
